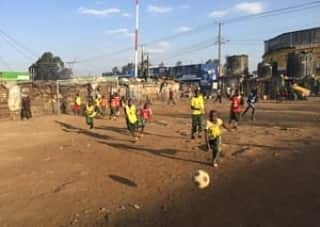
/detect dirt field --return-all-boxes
[0,98,320,227]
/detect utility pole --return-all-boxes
[218,22,223,78]
[146,54,149,80]
[134,0,140,78]
[141,45,144,79]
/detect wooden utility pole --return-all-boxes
[218,22,223,78]
[56,80,60,115]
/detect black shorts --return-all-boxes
[230,111,240,122]
[128,121,138,132]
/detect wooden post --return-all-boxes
[56,80,60,115]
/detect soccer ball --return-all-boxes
[193,169,210,189]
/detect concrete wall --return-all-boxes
[0,80,180,120]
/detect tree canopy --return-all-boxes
[30,52,72,80]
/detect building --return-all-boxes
[255,27,320,98]
[149,63,218,95]
[222,55,249,93]
[263,27,320,77]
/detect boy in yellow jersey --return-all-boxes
[85,99,97,130]
[124,99,139,142]
[94,95,101,116]
[73,93,82,115]
[205,110,230,167]
[191,89,205,139]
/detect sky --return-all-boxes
[0,0,319,75]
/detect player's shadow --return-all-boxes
[99,141,209,166]
[109,175,137,188]
[55,121,112,141]
[95,126,128,135]
[97,126,183,139]
[224,142,287,150]
[198,144,209,152]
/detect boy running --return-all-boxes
[229,90,244,129]
[124,99,139,142]
[139,103,152,136]
[205,110,230,167]
[242,89,258,121]
[85,99,97,130]
[191,89,205,139]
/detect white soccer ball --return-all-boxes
[193,169,210,189]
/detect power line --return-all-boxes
[76,1,320,65]
[224,1,320,24]
[0,29,38,58]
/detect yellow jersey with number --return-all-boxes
[126,105,138,124]
[191,96,204,115]
[206,118,223,139]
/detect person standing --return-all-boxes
[99,95,108,117]
[124,99,139,143]
[114,92,121,117]
[242,89,258,121]
[73,93,82,115]
[229,90,244,129]
[191,89,205,139]
[109,94,117,120]
[214,88,223,104]
[21,95,32,120]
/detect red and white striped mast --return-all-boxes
[134,0,140,78]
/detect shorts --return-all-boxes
[140,118,147,127]
[230,111,241,122]
[110,107,116,116]
[128,121,138,132]
[247,102,255,109]
[208,136,221,152]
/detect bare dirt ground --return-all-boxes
[0,98,320,227]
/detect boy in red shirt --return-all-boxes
[139,103,152,137]
[114,92,121,117]
[229,90,244,129]
[109,94,117,120]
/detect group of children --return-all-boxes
[80,93,153,143]
[76,87,258,167]
[191,88,258,167]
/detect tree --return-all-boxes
[121,63,135,75]
[30,52,72,80]
[112,66,120,75]
[206,59,219,65]
[176,61,183,66]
